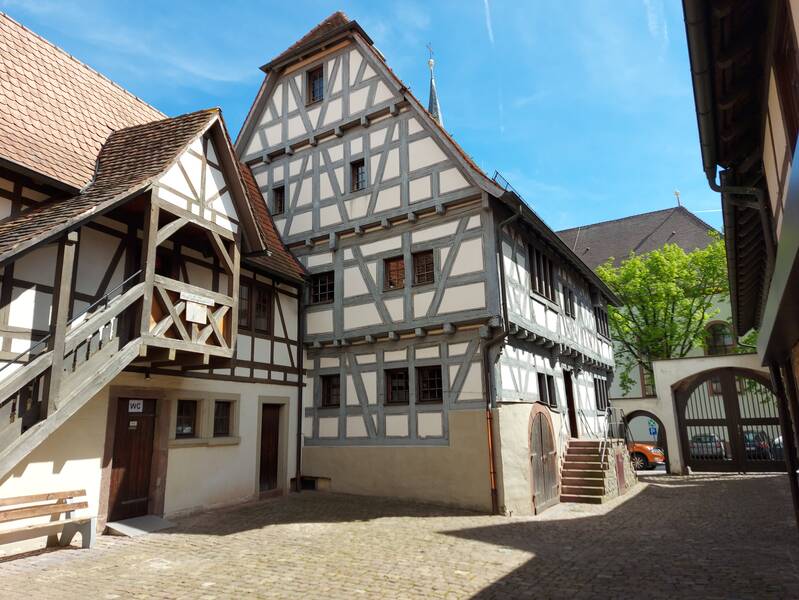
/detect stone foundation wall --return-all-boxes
[603,440,638,499]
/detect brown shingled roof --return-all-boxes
[239,162,306,283]
[0,12,165,190]
[0,109,218,266]
[557,206,719,269]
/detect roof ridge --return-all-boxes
[107,107,218,138]
[0,11,165,119]
[674,204,720,234]
[557,206,683,233]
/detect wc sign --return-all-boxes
[128,399,144,413]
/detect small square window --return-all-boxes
[417,366,443,403]
[537,373,557,408]
[594,379,609,411]
[321,375,340,407]
[386,369,409,404]
[176,400,198,438]
[307,66,324,104]
[351,159,367,192]
[272,186,285,215]
[413,250,434,286]
[213,400,232,437]
[239,284,251,330]
[384,256,405,290]
[311,271,335,304]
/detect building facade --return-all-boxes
[236,13,619,514]
[0,13,305,553]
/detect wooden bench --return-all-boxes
[0,489,96,549]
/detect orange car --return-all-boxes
[628,442,666,470]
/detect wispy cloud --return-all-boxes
[512,90,550,109]
[483,0,495,46]
[643,0,669,44]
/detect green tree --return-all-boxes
[596,233,729,394]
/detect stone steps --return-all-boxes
[560,438,611,504]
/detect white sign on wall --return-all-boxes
[185,301,207,324]
[128,399,143,413]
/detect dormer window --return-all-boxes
[307,66,324,104]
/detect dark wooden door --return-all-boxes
[530,413,559,514]
[109,398,156,521]
[260,404,280,491]
[564,371,579,437]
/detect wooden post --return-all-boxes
[43,231,78,416]
[139,195,160,350]
[769,362,799,532]
[228,236,241,348]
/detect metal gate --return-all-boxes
[676,368,785,472]
[530,412,559,513]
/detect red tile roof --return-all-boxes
[0,109,218,265]
[262,11,351,70]
[239,162,306,283]
[0,12,165,190]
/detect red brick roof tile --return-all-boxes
[0,12,164,190]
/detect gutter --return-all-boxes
[481,206,521,514]
[294,284,305,492]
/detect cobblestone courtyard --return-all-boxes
[1,474,798,599]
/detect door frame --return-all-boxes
[563,370,579,437]
[528,403,559,514]
[99,387,170,528]
[255,396,291,498]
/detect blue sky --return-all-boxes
[1,0,721,230]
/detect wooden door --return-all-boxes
[530,413,559,513]
[109,398,156,521]
[260,404,280,491]
[564,371,579,437]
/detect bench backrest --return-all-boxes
[0,489,88,524]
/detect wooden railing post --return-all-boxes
[139,194,160,353]
[42,230,78,417]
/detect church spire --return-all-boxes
[427,43,443,126]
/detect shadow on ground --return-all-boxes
[448,473,799,598]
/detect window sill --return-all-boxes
[529,292,559,311]
[306,99,323,108]
[169,436,241,449]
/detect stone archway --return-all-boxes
[624,410,670,472]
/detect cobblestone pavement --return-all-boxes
[1,474,798,599]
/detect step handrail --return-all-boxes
[0,270,143,375]
[0,274,144,407]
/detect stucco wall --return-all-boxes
[302,409,492,511]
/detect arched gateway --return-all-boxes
[674,368,785,473]
[529,411,559,513]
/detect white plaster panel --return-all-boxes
[361,64,377,81]
[273,165,285,183]
[318,418,338,438]
[307,252,333,268]
[413,291,434,318]
[307,106,321,130]
[344,267,369,298]
[303,416,313,438]
[355,353,376,364]
[320,204,342,227]
[408,117,423,135]
[415,346,440,360]
[408,137,447,171]
[344,303,381,329]
[274,342,292,366]
[459,362,484,402]
[448,342,470,356]
[349,49,362,86]
[253,337,270,363]
[350,136,363,156]
[384,349,407,362]
[385,414,408,437]
[320,357,339,368]
[467,215,481,230]
[449,237,484,277]
[383,148,400,181]
[373,81,393,105]
[411,220,458,244]
[417,412,443,438]
[185,262,213,290]
[409,176,432,203]
[361,372,377,405]
[439,282,485,314]
[439,167,470,194]
[0,198,12,220]
[9,287,50,330]
[287,116,304,140]
[328,143,343,163]
[265,123,282,147]
[384,297,404,322]
[347,416,367,437]
[369,127,388,149]
[14,245,57,286]
[319,170,334,200]
[160,161,194,199]
[345,194,369,220]
[324,98,342,125]
[360,236,401,256]
[236,334,252,361]
[289,211,312,235]
[346,375,359,406]
[289,159,303,177]
[375,185,401,212]
[307,309,333,334]
[350,86,369,114]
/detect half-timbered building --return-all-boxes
[0,12,305,545]
[236,13,623,514]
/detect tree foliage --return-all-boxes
[596,233,729,394]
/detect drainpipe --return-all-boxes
[294,284,305,493]
[482,204,522,514]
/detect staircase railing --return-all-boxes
[599,406,632,465]
[0,270,143,432]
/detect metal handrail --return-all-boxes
[0,269,142,374]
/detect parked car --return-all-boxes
[773,436,784,461]
[742,430,772,460]
[628,442,666,470]
[689,434,727,459]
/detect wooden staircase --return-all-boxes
[560,439,609,504]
